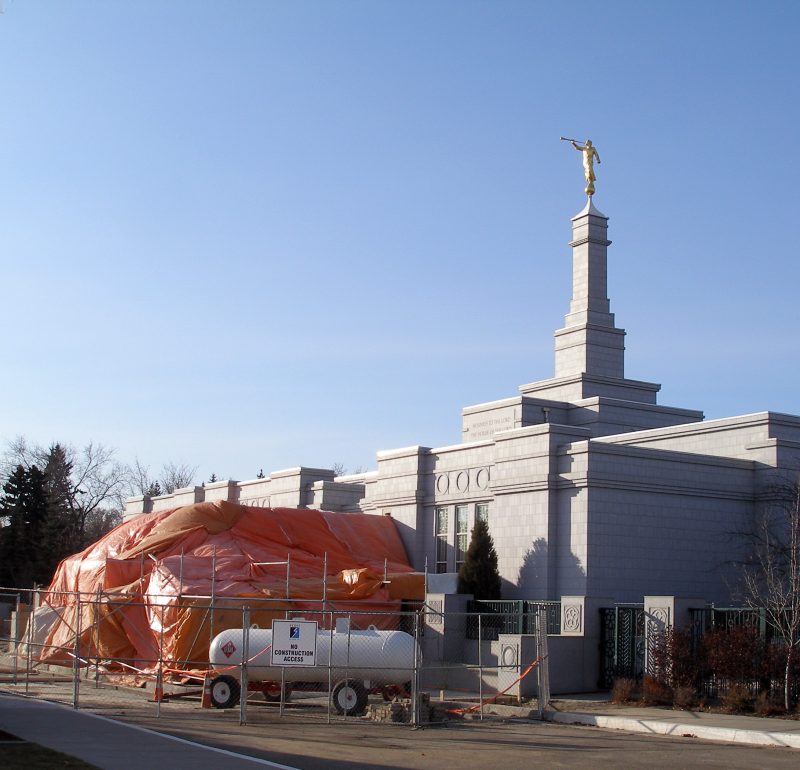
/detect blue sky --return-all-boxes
[1,1,798,484]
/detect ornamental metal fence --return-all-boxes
[599,605,645,688]
[597,604,800,705]
[688,606,778,647]
[464,600,561,640]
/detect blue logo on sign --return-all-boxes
[290,626,300,639]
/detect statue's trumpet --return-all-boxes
[560,136,580,143]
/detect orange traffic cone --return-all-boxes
[201,673,212,709]
[154,676,164,703]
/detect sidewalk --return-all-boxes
[424,689,800,749]
[0,693,299,770]
[543,697,800,749]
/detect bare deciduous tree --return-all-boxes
[159,461,197,494]
[0,435,41,480]
[126,457,154,497]
[71,442,128,520]
[125,458,197,496]
[741,476,800,710]
[330,463,366,477]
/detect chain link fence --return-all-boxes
[0,586,550,728]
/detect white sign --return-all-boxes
[271,619,318,666]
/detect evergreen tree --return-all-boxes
[0,464,50,588]
[457,518,502,600]
[0,438,127,588]
[42,443,78,562]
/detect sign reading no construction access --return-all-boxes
[271,619,318,666]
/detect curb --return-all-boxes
[543,710,800,749]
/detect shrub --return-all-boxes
[754,690,784,717]
[672,685,697,710]
[611,678,636,704]
[642,676,672,706]
[702,626,765,682]
[721,684,753,714]
[648,626,701,689]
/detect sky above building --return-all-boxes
[1,1,798,485]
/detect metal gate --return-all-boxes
[599,605,645,688]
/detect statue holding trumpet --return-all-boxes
[561,137,601,196]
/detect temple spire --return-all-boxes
[553,199,626,379]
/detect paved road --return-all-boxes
[2,679,799,770]
[117,710,800,770]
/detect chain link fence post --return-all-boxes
[93,587,101,688]
[156,603,165,719]
[411,610,420,726]
[240,605,250,726]
[24,595,33,695]
[535,606,550,719]
[343,614,352,722]
[326,611,334,724]
[478,612,483,721]
[73,592,82,709]
[11,592,20,686]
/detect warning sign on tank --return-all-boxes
[271,619,318,666]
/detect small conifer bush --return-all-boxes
[457,519,501,600]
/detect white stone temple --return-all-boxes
[125,196,800,609]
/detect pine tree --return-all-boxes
[0,464,50,588]
[457,518,502,600]
[43,443,78,562]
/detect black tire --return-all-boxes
[262,682,293,703]
[331,679,368,716]
[210,675,240,709]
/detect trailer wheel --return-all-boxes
[262,682,293,702]
[331,679,368,716]
[210,675,240,709]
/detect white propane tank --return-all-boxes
[209,622,418,687]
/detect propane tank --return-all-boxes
[209,623,418,687]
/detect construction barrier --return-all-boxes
[0,587,551,728]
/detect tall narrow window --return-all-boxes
[435,506,448,573]
[455,505,469,569]
[476,502,489,525]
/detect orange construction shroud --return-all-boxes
[38,501,425,672]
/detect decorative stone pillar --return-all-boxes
[560,596,585,636]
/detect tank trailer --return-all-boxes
[208,621,418,715]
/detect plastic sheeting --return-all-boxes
[37,501,424,671]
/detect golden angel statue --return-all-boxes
[561,137,601,196]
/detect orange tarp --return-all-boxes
[38,501,424,671]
